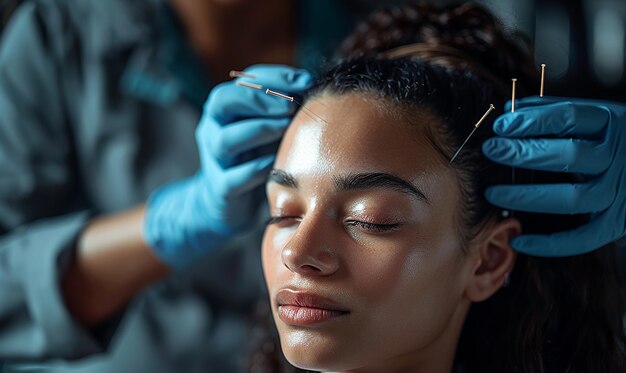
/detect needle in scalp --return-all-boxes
[265,89,328,124]
[511,78,517,112]
[540,64,546,97]
[233,77,328,124]
[449,104,495,164]
[265,88,294,102]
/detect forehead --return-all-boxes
[275,93,445,181]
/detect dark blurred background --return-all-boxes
[351,0,626,102]
[2,0,624,101]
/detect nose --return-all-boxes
[281,219,340,277]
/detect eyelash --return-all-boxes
[265,216,300,226]
[266,216,401,233]
[345,220,401,233]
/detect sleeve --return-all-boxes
[0,2,109,360]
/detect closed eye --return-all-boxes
[345,220,402,233]
[266,216,301,227]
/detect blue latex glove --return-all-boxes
[482,96,626,257]
[144,65,312,269]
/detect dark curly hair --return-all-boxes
[250,3,626,372]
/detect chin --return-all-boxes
[280,334,357,372]
[285,353,348,373]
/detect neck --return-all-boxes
[169,0,296,81]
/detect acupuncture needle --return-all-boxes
[236,81,263,90]
[266,89,329,124]
[511,78,517,113]
[231,69,328,123]
[234,80,327,123]
[510,78,517,185]
[540,64,546,97]
[449,104,495,164]
[230,70,256,79]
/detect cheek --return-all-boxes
[349,229,467,349]
[346,226,463,304]
[344,234,427,303]
[394,231,466,317]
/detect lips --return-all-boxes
[276,289,350,326]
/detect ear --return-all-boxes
[465,218,521,302]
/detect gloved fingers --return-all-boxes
[504,95,563,111]
[198,117,290,161]
[204,82,297,123]
[485,180,613,214]
[494,101,609,138]
[482,137,611,174]
[219,154,276,198]
[510,212,620,257]
[240,65,313,92]
[503,96,605,111]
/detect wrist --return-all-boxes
[62,205,169,326]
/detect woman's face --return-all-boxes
[262,93,478,371]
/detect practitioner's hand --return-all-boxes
[482,96,626,256]
[144,65,312,269]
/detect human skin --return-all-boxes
[262,93,519,372]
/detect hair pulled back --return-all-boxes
[251,3,626,372]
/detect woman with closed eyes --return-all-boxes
[256,3,626,372]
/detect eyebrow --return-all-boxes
[335,172,429,203]
[268,169,429,203]
[269,169,298,188]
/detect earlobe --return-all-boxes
[465,218,521,302]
